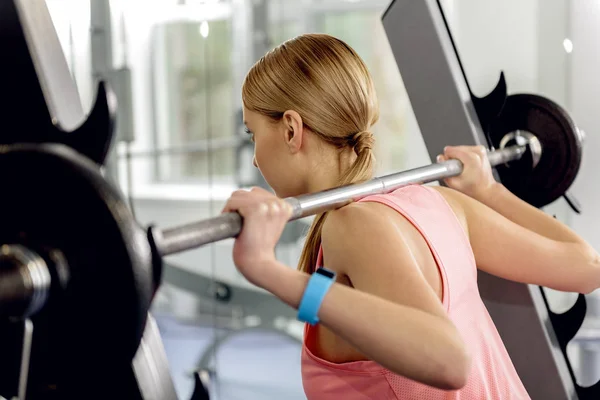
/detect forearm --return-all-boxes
[476,182,586,244]
[258,261,469,389]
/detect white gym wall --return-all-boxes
[569,1,600,277]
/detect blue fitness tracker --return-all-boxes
[297,267,337,325]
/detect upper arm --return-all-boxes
[439,187,595,293]
[321,203,451,323]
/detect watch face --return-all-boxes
[316,268,335,279]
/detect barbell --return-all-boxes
[154,93,585,254]
[155,134,534,255]
[0,93,584,394]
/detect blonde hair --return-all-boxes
[242,33,379,274]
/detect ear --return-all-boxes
[282,110,304,154]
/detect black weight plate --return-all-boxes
[0,144,153,387]
[488,94,583,208]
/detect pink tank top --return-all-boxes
[301,184,531,399]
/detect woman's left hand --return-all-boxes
[221,187,293,287]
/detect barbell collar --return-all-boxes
[156,142,528,256]
[0,245,51,319]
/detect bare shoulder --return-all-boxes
[320,197,454,322]
[321,200,424,276]
[324,201,385,224]
[322,187,469,242]
[322,201,402,255]
[322,187,470,242]
[322,201,401,240]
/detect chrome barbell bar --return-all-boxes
[156,138,535,256]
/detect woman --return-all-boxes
[221,33,599,399]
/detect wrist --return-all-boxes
[471,182,504,204]
[254,262,312,310]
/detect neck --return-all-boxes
[306,146,357,194]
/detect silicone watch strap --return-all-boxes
[297,267,336,325]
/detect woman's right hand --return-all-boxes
[436,145,498,200]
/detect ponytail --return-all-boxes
[297,132,375,273]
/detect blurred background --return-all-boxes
[44,0,600,398]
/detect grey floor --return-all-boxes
[155,314,307,400]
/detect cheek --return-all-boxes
[254,139,283,179]
[253,142,270,175]
[253,135,272,167]
[253,142,262,167]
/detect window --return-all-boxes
[152,17,237,184]
[123,0,427,199]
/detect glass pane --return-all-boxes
[152,19,236,183]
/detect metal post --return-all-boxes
[132,314,179,400]
[90,0,118,185]
[382,1,577,398]
[90,0,136,185]
[243,0,270,190]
